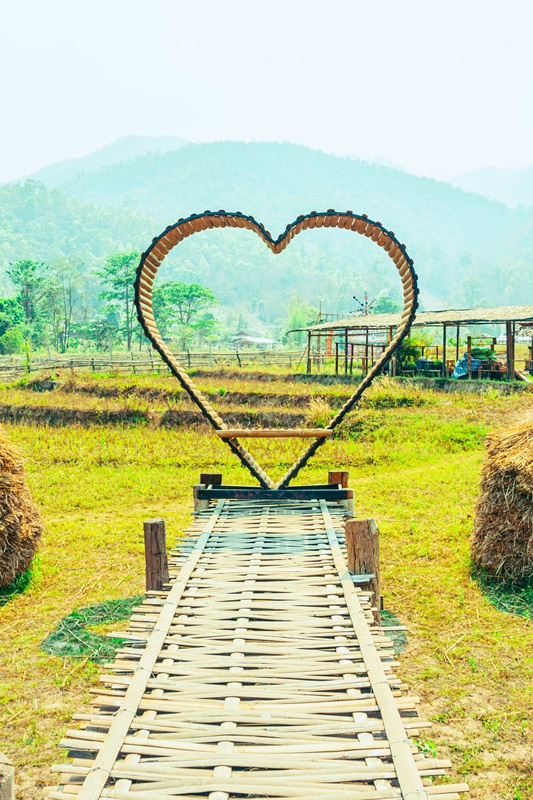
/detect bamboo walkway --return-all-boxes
[47,499,468,800]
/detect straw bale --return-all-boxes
[472,420,533,579]
[0,429,42,587]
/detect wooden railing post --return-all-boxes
[345,518,380,623]
[143,519,169,592]
[328,470,349,488]
[0,752,14,800]
[328,470,354,515]
[193,484,209,512]
[200,472,223,487]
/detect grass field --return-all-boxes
[1,370,533,799]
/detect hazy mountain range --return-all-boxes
[450,166,533,209]
[1,136,532,321]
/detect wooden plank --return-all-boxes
[216,429,333,439]
[196,487,351,502]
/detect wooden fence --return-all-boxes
[0,350,303,381]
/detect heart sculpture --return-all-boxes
[134,210,418,489]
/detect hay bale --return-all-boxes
[472,421,533,580]
[0,430,42,587]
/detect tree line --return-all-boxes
[0,253,220,355]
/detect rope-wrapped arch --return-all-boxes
[134,210,419,489]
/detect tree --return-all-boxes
[47,257,85,352]
[7,260,48,326]
[154,282,219,349]
[372,295,401,314]
[95,251,139,350]
[0,297,25,354]
[285,295,319,346]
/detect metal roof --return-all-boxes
[299,305,533,333]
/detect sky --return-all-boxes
[1,0,532,183]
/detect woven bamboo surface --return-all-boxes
[47,500,467,800]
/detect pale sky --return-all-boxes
[1,0,532,183]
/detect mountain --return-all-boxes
[0,180,156,294]
[450,165,533,209]
[4,141,533,320]
[24,135,189,188]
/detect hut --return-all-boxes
[472,420,533,580]
[0,431,42,588]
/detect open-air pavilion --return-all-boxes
[298,305,533,380]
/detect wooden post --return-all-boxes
[344,329,348,374]
[329,470,353,514]
[511,322,516,380]
[467,336,472,378]
[442,323,447,377]
[193,484,209,512]
[200,472,223,487]
[335,341,339,375]
[328,470,349,488]
[306,331,312,374]
[345,518,380,623]
[506,321,513,380]
[456,324,460,363]
[364,327,369,376]
[143,519,169,592]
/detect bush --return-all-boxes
[0,326,25,354]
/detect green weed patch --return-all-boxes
[0,556,41,607]
[40,596,142,662]
[475,570,533,619]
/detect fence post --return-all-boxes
[345,518,380,624]
[143,519,169,592]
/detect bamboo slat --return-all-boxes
[48,499,467,800]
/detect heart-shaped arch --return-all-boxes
[134,210,418,488]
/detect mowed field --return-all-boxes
[1,369,533,799]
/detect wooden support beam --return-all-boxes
[0,754,14,800]
[442,323,447,377]
[306,331,312,374]
[216,428,333,439]
[143,519,169,592]
[345,518,380,623]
